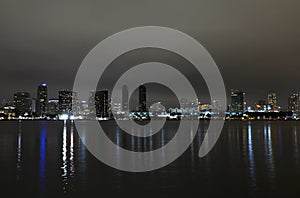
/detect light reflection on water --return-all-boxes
[277,125,284,163]
[16,122,22,179]
[264,122,275,182]
[294,125,299,164]
[1,120,300,197]
[39,121,47,197]
[247,123,256,190]
[61,120,75,194]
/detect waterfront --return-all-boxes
[0,120,300,197]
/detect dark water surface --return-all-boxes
[0,120,300,197]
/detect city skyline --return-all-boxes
[1,1,300,197]
[2,82,300,112]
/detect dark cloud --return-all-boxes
[0,0,300,107]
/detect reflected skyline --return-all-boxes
[264,122,275,182]
[1,120,300,197]
[39,122,46,197]
[16,122,22,180]
[294,126,299,164]
[61,121,75,194]
[247,123,256,191]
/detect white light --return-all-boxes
[60,114,69,120]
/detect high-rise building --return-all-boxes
[88,91,96,105]
[1,102,16,118]
[59,90,77,114]
[230,91,246,113]
[288,92,300,113]
[268,92,277,108]
[14,92,32,115]
[180,98,189,109]
[95,90,108,118]
[88,91,96,115]
[47,99,59,115]
[31,98,36,113]
[138,85,147,112]
[212,100,221,111]
[36,83,47,116]
[122,85,129,112]
[111,101,121,113]
[78,100,89,116]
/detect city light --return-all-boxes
[0,82,300,121]
[59,114,69,120]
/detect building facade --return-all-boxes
[95,90,109,118]
[122,85,129,112]
[59,90,77,115]
[268,92,277,109]
[47,99,59,115]
[288,92,300,113]
[14,92,32,115]
[138,85,147,112]
[36,83,47,116]
[230,91,246,113]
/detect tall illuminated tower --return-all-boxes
[59,90,77,115]
[95,90,109,118]
[267,92,277,109]
[14,92,32,116]
[139,85,147,112]
[288,92,300,113]
[122,85,129,112]
[230,90,246,113]
[36,83,47,116]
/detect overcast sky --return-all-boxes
[1,0,300,108]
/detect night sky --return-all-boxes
[1,0,300,108]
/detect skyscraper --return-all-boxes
[14,92,32,115]
[88,91,96,117]
[122,85,129,112]
[95,90,108,118]
[288,92,300,113]
[180,98,189,109]
[268,92,277,109]
[36,83,47,116]
[31,98,36,113]
[47,99,59,115]
[59,90,76,115]
[230,91,246,113]
[139,85,147,112]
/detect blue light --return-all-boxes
[39,122,47,196]
[41,83,47,87]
